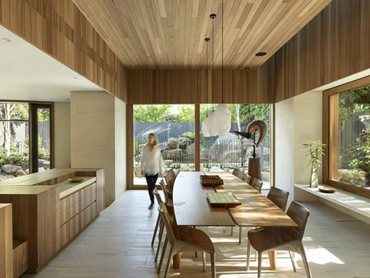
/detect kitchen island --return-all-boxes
[0,168,104,277]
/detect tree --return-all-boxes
[0,103,29,155]
[133,105,171,122]
[178,105,195,122]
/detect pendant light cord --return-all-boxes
[221,0,224,104]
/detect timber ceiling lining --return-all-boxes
[73,0,331,69]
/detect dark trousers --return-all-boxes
[145,174,158,204]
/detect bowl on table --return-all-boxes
[69,177,84,183]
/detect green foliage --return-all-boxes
[339,85,370,125]
[178,106,195,122]
[348,129,370,173]
[133,105,171,122]
[0,147,29,169]
[303,140,326,169]
[0,102,29,121]
[182,131,195,140]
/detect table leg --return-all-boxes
[173,253,181,269]
[268,250,276,270]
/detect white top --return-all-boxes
[141,144,164,176]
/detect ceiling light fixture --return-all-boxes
[201,0,231,137]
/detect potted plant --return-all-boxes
[303,140,326,188]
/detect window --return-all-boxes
[200,104,271,185]
[133,105,195,186]
[130,103,272,188]
[0,101,53,180]
[324,79,370,197]
[0,102,30,178]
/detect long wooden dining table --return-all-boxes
[172,171,297,270]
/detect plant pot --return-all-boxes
[310,168,319,188]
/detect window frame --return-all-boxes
[322,76,370,198]
[0,100,54,174]
[127,103,273,189]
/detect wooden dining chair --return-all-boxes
[267,187,289,211]
[246,201,312,278]
[164,169,176,192]
[250,178,263,192]
[152,189,174,265]
[232,168,244,180]
[242,173,252,184]
[159,179,172,204]
[157,204,216,278]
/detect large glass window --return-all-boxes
[133,105,195,185]
[200,104,271,185]
[331,85,370,188]
[0,102,30,179]
[0,101,53,180]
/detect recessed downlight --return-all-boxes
[255,52,267,57]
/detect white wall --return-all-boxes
[54,102,71,168]
[69,91,127,206]
[275,91,322,200]
[114,97,127,197]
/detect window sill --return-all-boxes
[294,184,370,225]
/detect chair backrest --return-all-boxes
[153,188,164,206]
[286,201,310,240]
[159,179,170,204]
[164,169,176,191]
[232,168,244,179]
[158,203,176,244]
[242,173,252,184]
[251,178,263,192]
[267,187,289,211]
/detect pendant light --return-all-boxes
[202,0,231,137]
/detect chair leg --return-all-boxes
[239,227,243,244]
[289,251,296,272]
[298,243,312,278]
[257,252,262,278]
[202,252,206,272]
[164,245,175,278]
[155,223,164,263]
[151,214,160,247]
[210,253,216,278]
[230,226,233,236]
[246,240,251,271]
[157,238,168,274]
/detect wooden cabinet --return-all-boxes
[59,183,98,247]
[13,240,28,278]
[0,204,13,278]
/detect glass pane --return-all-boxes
[0,121,29,180]
[337,85,370,188]
[133,105,195,185]
[0,102,29,120]
[37,108,51,171]
[200,104,271,186]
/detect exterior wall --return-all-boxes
[70,91,116,206]
[275,91,322,201]
[115,97,127,196]
[54,103,71,168]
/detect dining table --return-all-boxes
[172,171,297,270]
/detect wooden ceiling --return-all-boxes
[73,0,331,69]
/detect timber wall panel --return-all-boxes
[273,0,370,102]
[0,0,127,101]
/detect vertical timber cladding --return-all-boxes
[0,0,127,101]
[127,62,275,104]
[273,0,370,102]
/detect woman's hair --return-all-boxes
[147,133,157,149]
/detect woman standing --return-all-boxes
[141,133,164,209]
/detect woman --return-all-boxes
[141,133,164,209]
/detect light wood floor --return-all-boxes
[24,190,370,278]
